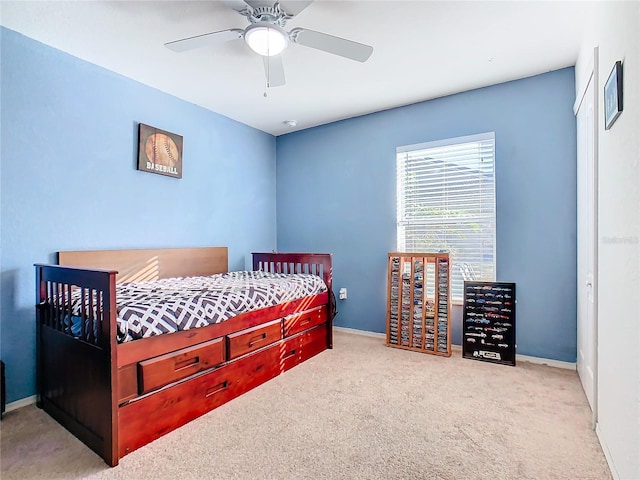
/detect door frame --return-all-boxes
[573,46,599,427]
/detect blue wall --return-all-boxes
[276,68,577,362]
[0,28,277,403]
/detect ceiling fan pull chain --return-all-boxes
[264,53,269,95]
[264,58,269,97]
[264,32,271,96]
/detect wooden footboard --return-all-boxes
[35,249,334,467]
[35,264,119,466]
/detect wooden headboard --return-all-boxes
[58,247,228,283]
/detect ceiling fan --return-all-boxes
[165,0,373,88]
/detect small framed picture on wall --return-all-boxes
[604,61,623,130]
[137,123,183,178]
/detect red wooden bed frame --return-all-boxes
[35,247,333,466]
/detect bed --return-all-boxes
[35,247,334,466]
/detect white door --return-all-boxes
[576,51,598,415]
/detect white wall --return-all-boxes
[576,2,640,479]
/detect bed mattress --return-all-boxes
[67,270,327,342]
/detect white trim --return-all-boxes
[514,353,576,370]
[592,45,599,428]
[596,424,620,480]
[334,326,385,339]
[5,394,37,412]
[574,49,596,114]
[573,70,594,115]
[591,45,599,429]
[397,132,495,153]
[337,328,577,369]
[574,45,599,428]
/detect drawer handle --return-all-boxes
[248,332,267,347]
[299,317,312,326]
[174,356,199,371]
[283,349,297,360]
[205,381,228,397]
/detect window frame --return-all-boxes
[396,132,497,303]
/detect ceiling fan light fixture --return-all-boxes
[244,23,288,57]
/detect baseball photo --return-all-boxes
[137,123,183,178]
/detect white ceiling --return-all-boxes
[1,1,590,136]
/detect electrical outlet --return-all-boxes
[339,288,347,300]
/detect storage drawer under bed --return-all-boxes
[280,323,328,371]
[227,318,283,360]
[283,305,327,337]
[137,337,225,394]
[119,344,277,457]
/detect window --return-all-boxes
[396,132,496,301]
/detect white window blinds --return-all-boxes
[397,132,496,300]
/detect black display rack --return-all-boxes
[462,281,516,366]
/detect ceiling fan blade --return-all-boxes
[263,55,286,87]
[279,1,314,17]
[165,29,243,53]
[244,0,275,9]
[220,0,252,14]
[290,28,373,62]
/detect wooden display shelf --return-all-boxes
[385,252,451,357]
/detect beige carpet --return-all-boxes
[1,331,611,480]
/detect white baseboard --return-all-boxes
[596,423,620,480]
[514,352,576,370]
[334,327,576,370]
[5,394,37,412]
[334,326,386,339]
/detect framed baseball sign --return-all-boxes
[137,123,183,178]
